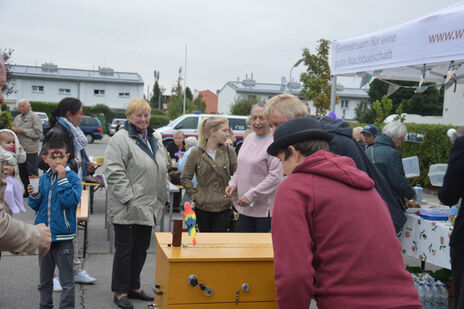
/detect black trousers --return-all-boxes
[111,224,152,294]
[195,208,231,232]
[451,247,464,309]
[19,153,39,191]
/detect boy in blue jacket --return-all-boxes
[28,139,82,309]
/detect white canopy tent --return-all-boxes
[330,1,464,111]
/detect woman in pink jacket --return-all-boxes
[225,103,282,232]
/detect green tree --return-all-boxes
[0,49,14,127]
[0,104,13,128]
[368,79,444,116]
[186,87,193,101]
[355,100,376,123]
[82,104,114,133]
[149,70,162,109]
[372,96,405,127]
[167,67,205,119]
[300,39,332,116]
[192,94,206,112]
[230,96,261,116]
[167,96,206,119]
[167,67,185,119]
[149,81,161,109]
[373,96,393,127]
[1,48,15,97]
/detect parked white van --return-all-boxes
[157,113,248,148]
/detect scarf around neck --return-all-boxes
[58,117,87,151]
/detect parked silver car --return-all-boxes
[35,112,49,125]
[157,113,248,148]
[109,118,127,136]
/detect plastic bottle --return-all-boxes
[414,184,423,204]
[438,283,448,309]
[431,283,440,309]
[423,283,433,309]
[418,283,426,307]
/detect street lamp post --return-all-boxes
[288,59,304,92]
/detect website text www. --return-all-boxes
[429,28,464,43]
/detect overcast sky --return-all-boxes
[0,0,457,96]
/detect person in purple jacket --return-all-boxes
[225,103,282,232]
[268,117,421,309]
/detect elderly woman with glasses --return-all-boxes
[104,98,169,309]
[225,103,282,232]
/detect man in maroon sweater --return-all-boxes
[267,117,421,309]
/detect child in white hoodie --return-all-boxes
[0,129,26,214]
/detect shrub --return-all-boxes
[30,101,57,116]
[350,122,456,188]
[84,104,114,133]
[399,123,456,188]
[0,105,13,129]
[150,114,170,129]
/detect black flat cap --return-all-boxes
[267,117,333,156]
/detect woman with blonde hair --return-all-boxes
[352,126,366,149]
[181,116,237,232]
[104,98,169,308]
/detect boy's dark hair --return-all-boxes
[282,140,329,160]
[42,139,67,155]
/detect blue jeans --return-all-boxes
[238,214,271,233]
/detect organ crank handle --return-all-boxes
[187,275,213,296]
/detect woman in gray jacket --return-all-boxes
[104,98,168,309]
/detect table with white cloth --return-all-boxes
[398,213,453,269]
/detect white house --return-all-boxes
[217,77,369,121]
[335,85,370,121]
[442,84,464,126]
[4,63,144,109]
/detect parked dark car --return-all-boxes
[42,116,103,144]
[79,116,103,143]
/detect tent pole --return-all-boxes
[330,75,337,112]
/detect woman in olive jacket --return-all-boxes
[181,116,237,232]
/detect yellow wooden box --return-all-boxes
[153,232,277,309]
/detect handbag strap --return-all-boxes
[369,146,407,211]
[370,146,376,164]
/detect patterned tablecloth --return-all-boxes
[398,213,454,269]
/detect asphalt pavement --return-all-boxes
[0,135,177,308]
[0,135,452,308]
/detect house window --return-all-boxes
[119,92,130,98]
[32,85,44,93]
[94,89,105,96]
[341,100,349,108]
[59,88,71,95]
